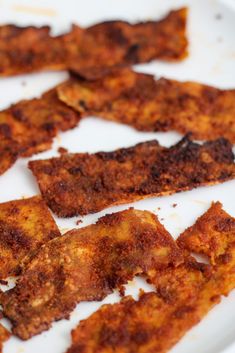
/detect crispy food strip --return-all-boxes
[29,136,235,217]
[177,201,235,294]
[58,68,235,142]
[0,324,10,353]
[0,8,187,77]
[0,196,60,279]
[0,24,79,76]
[69,8,188,79]
[0,209,182,340]
[65,203,235,353]
[0,138,18,176]
[0,89,81,175]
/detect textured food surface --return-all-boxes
[0,137,18,176]
[69,8,188,79]
[0,195,60,279]
[29,136,235,217]
[0,324,10,353]
[58,68,235,142]
[177,201,235,294]
[0,209,182,340]
[0,89,81,175]
[0,8,187,77]
[0,24,78,76]
[66,203,235,353]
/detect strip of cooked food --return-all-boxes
[65,203,235,353]
[0,209,182,340]
[177,201,235,294]
[69,8,188,79]
[58,68,235,142]
[0,89,81,175]
[29,136,235,217]
[65,258,209,353]
[0,138,18,175]
[0,8,187,77]
[0,324,10,353]
[0,195,60,279]
[0,24,79,76]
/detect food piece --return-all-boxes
[177,201,235,294]
[0,209,182,339]
[65,203,235,353]
[0,24,79,76]
[0,138,18,175]
[0,195,60,279]
[65,262,213,353]
[0,8,188,77]
[58,68,235,142]
[29,136,235,217]
[0,324,10,353]
[69,8,188,79]
[0,89,81,175]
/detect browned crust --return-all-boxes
[177,201,235,288]
[65,203,235,353]
[0,138,19,176]
[29,136,235,217]
[0,88,81,175]
[0,24,75,76]
[0,324,10,353]
[69,8,188,79]
[0,209,182,340]
[0,8,188,77]
[0,195,60,279]
[58,68,235,142]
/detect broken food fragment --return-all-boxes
[66,203,235,353]
[0,138,18,176]
[0,209,182,339]
[0,89,81,175]
[0,195,60,279]
[0,24,78,76]
[29,136,235,217]
[177,201,235,294]
[0,8,187,77]
[64,260,213,353]
[58,68,235,142]
[69,8,188,79]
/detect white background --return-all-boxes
[0,0,235,352]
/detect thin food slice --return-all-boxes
[0,324,10,353]
[69,8,188,79]
[0,24,81,76]
[177,201,235,294]
[0,138,18,175]
[58,68,235,142]
[0,88,81,174]
[0,209,182,339]
[0,195,60,279]
[29,136,235,217]
[66,203,235,353]
[0,8,187,77]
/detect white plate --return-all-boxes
[0,0,235,352]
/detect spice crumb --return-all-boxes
[119,285,125,297]
[76,219,83,226]
[172,203,177,208]
[58,147,68,154]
